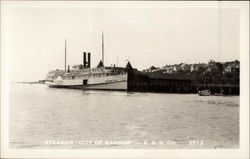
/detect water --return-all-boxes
[9,83,239,149]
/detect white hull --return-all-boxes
[45,74,128,90]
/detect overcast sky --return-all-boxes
[2,2,240,82]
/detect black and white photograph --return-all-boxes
[1,1,249,158]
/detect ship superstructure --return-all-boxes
[45,33,129,90]
[45,65,128,90]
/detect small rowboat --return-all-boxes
[198,90,211,96]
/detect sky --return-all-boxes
[2,2,240,82]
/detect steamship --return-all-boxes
[45,33,130,90]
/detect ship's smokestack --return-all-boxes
[88,52,91,68]
[68,65,70,72]
[83,52,87,68]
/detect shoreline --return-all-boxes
[12,82,239,96]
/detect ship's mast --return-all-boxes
[117,56,118,67]
[102,32,104,65]
[64,39,67,71]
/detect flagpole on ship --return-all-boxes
[102,31,104,66]
[64,39,67,71]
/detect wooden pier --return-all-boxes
[127,69,239,95]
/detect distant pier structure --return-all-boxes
[126,62,239,95]
[126,62,192,93]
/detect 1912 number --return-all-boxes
[189,140,204,146]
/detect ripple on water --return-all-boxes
[9,84,239,148]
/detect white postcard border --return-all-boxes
[1,1,249,159]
